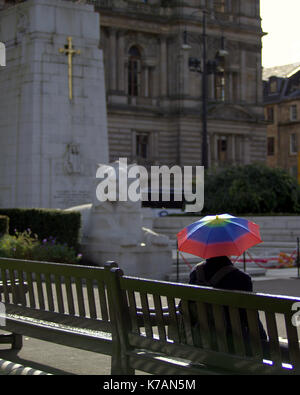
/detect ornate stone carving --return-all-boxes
[208,104,255,121]
[63,143,83,176]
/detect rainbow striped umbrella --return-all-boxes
[177,214,262,259]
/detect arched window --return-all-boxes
[128,46,141,97]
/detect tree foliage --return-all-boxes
[203,163,300,215]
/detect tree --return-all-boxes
[203,163,300,215]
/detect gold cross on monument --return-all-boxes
[59,37,81,101]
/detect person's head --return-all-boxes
[206,256,232,264]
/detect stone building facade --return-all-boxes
[1,0,267,171]
[263,63,300,179]
[95,0,266,169]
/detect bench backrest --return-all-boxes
[110,267,300,375]
[0,258,117,334]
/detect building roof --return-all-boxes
[263,62,300,81]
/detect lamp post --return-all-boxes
[183,10,228,169]
[201,11,208,169]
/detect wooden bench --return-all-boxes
[2,258,300,375]
[0,258,123,375]
[109,265,300,375]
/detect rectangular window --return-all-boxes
[290,133,297,155]
[266,107,274,122]
[136,133,149,159]
[290,166,298,179]
[215,73,225,102]
[217,136,227,162]
[267,137,275,156]
[269,80,277,94]
[290,104,297,121]
[214,0,225,12]
[232,72,239,102]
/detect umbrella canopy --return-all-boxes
[177,213,262,259]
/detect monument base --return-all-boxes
[81,241,172,281]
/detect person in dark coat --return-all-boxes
[188,256,267,354]
[188,256,291,362]
[189,255,253,292]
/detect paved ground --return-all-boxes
[0,267,299,375]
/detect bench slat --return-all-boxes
[4,314,113,356]
[0,258,111,281]
[36,273,45,310]
[75,277,85,317]
[25,271,36,308]
[140,292,153,338]
[166,297,180,343]
[180,300,194,346]
[127,332,292,375]
[153,294,167,341]
[0,269,10,303]
[8,269,18,304]
[265,311,282,366]
[121,276,299,313]
[54,275,64,314]
[228,306,246,356]
[127,291,140,335]
[285,313,300,369]
[65,277,75,316]
[246,309,264,358]
[196,302,211,349]
[86,279,97,319]
[97,281,109,322]
[5,303,112,332]
[45,274,55,312]
[17,270,27,307]
[212,304,228,353]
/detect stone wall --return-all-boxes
[153,215,300,256]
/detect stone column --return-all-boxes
[228,135,236,164]
[144,65,149,97]
[240,50,247,102]
[181,46,190,96]
[160,36,167,96]
[228,72,233,103]
[209,73,215,101]
[243,136,251,164]
[213,134,219,166]
[109,27,117,91]
[256,52,263,103]
[235,135,242,164]
[117,30,125,92]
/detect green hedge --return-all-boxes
[0,209,81,251]
[0,215,9,236]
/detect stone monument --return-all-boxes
[66,160,173,280]
[0,0,108,208]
